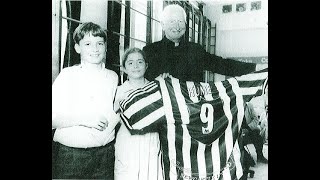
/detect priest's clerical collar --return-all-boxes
[163,36,186,47]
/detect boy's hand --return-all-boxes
[96,119,109,131]
[80,114,109,131]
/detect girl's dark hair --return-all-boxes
[73,22,107,44]
[121,47,146,67]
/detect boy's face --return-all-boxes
[124,52,147,79]
[75,33,106,65]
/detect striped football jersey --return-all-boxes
[119,68,268,180]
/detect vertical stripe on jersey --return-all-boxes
[204,144,213,177]
[185,81,204,176]
[228,155,237,180]
[222,168,232,180]
[223,80,239,147]
[171,78,193,177]
[172,78,190,124]
[221,156,232,180]
[216,81,233,167]
[190,140,199,177]
[197,142,207,178]
[233,140,243,179]
[158,78,177,180]
[228,78,245,180]
[182,125,192,177]
[211,139,221,178]
[200,82,215,177]
[228,78,245,133]
[185,81,201,176]
[218,135,227,178]
[166,78,185,178]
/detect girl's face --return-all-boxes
[124,52,147,79]
[75,33,106,65]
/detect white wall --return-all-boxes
[203,0,268,58]
[203,0,268,81]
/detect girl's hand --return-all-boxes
[156,73,172,80]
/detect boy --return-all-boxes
[52,22,120,179]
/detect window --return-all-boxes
[188,9,194,42]
[130,0,147,48]
[151,0,163,42]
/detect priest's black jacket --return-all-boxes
[142,36,256,82]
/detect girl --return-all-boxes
[114,47,163,180]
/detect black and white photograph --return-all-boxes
[52,0,268,179]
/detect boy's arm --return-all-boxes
[52,70,83,129]
[104,72,121,133]
[52,112,87,129]
[104,110,121,135]
[52,111,110,131]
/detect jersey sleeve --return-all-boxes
[234,67,268,102]
[119,81,166,134]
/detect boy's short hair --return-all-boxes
[161,4,187,23]
[121,47,146,67]
[73,22,107,44]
